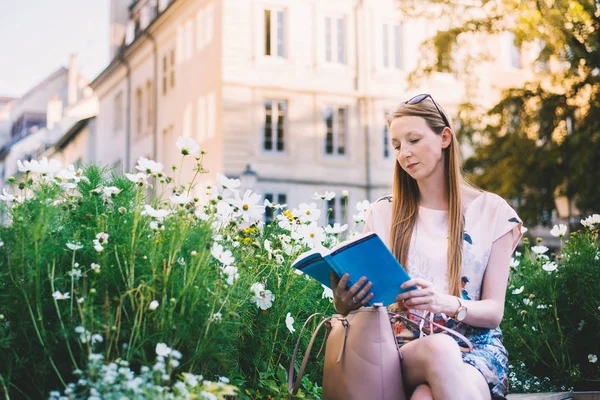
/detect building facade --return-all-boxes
[92,0,534,226]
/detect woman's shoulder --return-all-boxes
[366,194,393,216]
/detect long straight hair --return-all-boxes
[387,100,464,296]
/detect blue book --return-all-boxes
[291,232,416,306]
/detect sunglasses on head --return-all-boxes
[404,93,450,128]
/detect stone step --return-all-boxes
[507,392,600,400]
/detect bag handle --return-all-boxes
[287,313,331,396]
[390,311,473,352]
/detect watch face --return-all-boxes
[457,308,467,321]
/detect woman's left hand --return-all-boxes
[395,278,456,314]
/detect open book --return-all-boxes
[291,232,416,306]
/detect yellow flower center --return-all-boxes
[243,204,249,211]
[310,233,315,238]
[306,211,311,215]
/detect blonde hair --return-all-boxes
[387,99,464,296]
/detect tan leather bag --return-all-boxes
[288,304,473,400]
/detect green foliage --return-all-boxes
[0,155,338,399]
[502,225,600,391]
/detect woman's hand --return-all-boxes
[395,278,458,315]
[330,271,374,316]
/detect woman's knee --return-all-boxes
[421,334,462,358]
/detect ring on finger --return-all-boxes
[352,296,359,304]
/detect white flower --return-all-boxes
[68,269,82,279]
[521,226,528,234]
[142,204,171,221]
[0,189,15,202]
[322,285,334,299]
[101,186,121,199]
[216,173,241,191]
[294,223,326,249]
[93,242,104,252]
[353,200,371,222]
[90,263,101,273]
[75,326,85,334]
[531,245,549,255]
[211,312,222,322]
[512,286,524,295]
[250,282,275,310]
[155,343,172,357]
[176,136,201,156]
[17,157,62,175]
[52,291,70,300]
[230,189,265,222]
[136,157,164,174]
[91,334,103,344]
[510,258,520,268]
[515,251,522,257]
[523,298,533,306]
[195,208,210,221]
[222,265,239,285]
[125,172,148,185]
[325,223,348,235]
[285,312,296,333]
[170,193,190,205]
[149,300,160,310]
[219,376,230,384]
[550,224,567,238]
[542,261,558,272]
[56,164,89,184]
[581,214,600,228]
[0,241,3,247]
[182,373,200,386]
[588,354,598,363]
[297,203,321,224]
[96,232,109,243]
[67,242,83,251]
[313,191,336,201]
[578,320,586,331]
[201,392,218,400]
[536,304,548,309]
[211,243,235,265]
[264,198,287,209]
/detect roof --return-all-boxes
[51,116,94,152]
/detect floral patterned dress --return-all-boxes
[363,191,523,400]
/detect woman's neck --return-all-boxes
[417,175,448,211]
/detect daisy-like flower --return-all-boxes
[211,312,223,322]
[149,300,159,310]
[294,223,326,249]
[17,157,62,175]
[68,269,82,279]
[55,164,89,184]
[216,173,241,191]
[125,172,148,185]
[0,189,15,202]
[581,214,600,229]
[155,343,172,357]
[249,282,275,310]
[90,263,101,273]
[211,243,235,265]
[312,191,336,201]
[176,136,201,156]
[136,157,164,174]
[52,291,70,300]
[542,261,558,272]
[531,245,549,255]
[523,298,533,306]
[353,200,371,222]
[297,203,321,224]
[510,258,520,268]
[512,286,524,295]
[67,242,83,251]
[264,198,287,210]
[170,193,190,205]
[325,223,348,235]
[230,189,265,222]
[285,312,295,334]
[588,354,598,363]
[142,205,171,221]
[195,208,210,221]
[550,224,567,238]
[101,186,121,200]
[322,285,334,299]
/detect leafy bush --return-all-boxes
[502,218,600,392]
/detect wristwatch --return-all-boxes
[453,296,468,321]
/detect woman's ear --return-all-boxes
[441,127,453,149]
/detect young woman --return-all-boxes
[331,94,522,400]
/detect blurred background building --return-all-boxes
[0,0,540,228]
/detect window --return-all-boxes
[170,49,176,88]
[326,196,349,225]
[383,121,390,158]
[325,16,346,64]
[264,193,287,224]
[263,100,286,152]
[162,55,168,95]
[114,91,123,133]
[383,23,403,69]
[196,4,214,51]
[264,9,285,57]
[136,87,143,137]
[324,107,347,156]
[184,19,194,61]
[146,81,153,128]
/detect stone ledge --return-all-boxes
[507,392,600,400]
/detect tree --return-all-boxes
[400,0,600,226]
